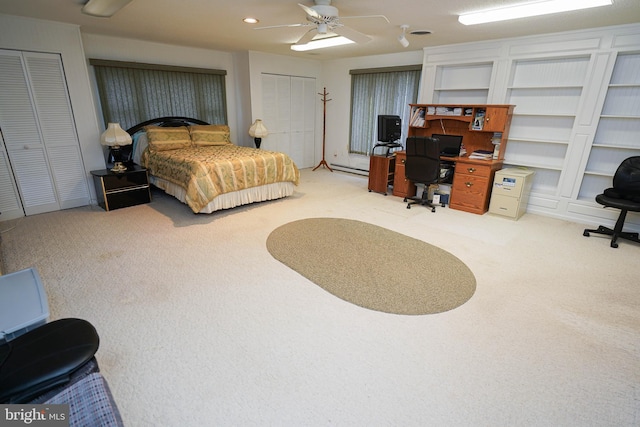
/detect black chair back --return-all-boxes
[613,156,640,193]
[405,136,440,184]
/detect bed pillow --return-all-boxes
[145,126,191,152]
[189,125,232,146]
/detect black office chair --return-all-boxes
[583,156,640,248]
[403,136,445,212]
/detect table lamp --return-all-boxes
[248,119,268,149]
[100,123,132,173]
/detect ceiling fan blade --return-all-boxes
[298,3,322,20]
[340,14,390,24]
[254,23,307,30]
[332,25,371,44]
[82,0,133,17]
[295,29,318,46]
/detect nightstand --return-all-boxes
[91,165,151,211]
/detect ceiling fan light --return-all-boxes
[458,0,613,25]
[81,0,133,17]
[291,36,354,51]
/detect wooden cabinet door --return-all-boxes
[482,107,509,132]
[392,152,416,198]
[368,155,394,195]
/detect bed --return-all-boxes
[126,117,299,214]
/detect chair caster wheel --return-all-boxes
[441,203,446,207]
[583,230,590,237]
[611,241,619,248]
[431,207,436,212]
[406,205,411,209]
[403,198,407,202]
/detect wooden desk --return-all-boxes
[392,152,502,214]
[405,103,514,214]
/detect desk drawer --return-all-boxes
[456,163,492,178]
[450,174,490,213]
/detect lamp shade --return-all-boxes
[100,123,132,148]
[248,119,268,138]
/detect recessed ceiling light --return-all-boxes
[458,0,613,25]
[243,17,259,24]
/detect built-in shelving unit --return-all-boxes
[578,52,640,201]
[504,56,591,196]
[418,25,640,231]
[433,63,493,104]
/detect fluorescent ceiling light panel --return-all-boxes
[82,0,133,17]
[458,0,613,25]
[291,36,355,51]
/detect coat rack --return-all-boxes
[313,87,333,172]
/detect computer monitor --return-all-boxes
[377,115,402,142]
[431,134,463,157]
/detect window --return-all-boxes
[90,60,227,130]
[349,66,421,155]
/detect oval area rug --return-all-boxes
[266,218,476,315]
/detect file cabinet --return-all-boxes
[489,168,534,220]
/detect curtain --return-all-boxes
[91,60,227,131]
[349,67,421,155]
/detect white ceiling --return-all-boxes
[1,0,639,60]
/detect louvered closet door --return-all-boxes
[261,73,316,168]
[0,131,24,220]
[0,50,89,216]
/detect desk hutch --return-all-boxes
[391,103,515,214]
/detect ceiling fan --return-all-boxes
[256,0,389,46]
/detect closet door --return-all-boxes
[261,73,316,168]
[0,130,24,220]
[290,76,316,168]
[0,50,89,217]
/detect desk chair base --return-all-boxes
[583,208,640,248]
[404,193,445,212]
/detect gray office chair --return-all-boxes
[583,156,640,248]
[403,136,445,212]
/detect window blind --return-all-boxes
[349,67,421,155]
[90,59,228,131]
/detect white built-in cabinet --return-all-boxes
[0,50,90,220]
[421,26,640,230]
[579,52,640,200]
[433,63,492,104]
[505,56,590,196]
[261,74,316,169]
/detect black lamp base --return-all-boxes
[254,138,262,149]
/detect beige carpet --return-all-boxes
[267,218,476,315]
[0,168,638,426]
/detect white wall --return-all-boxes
[322,51,424,172]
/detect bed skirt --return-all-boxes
[150,176,295,213]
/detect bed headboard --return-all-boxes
[126,116,209,135]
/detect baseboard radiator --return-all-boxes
[329,163,369,176]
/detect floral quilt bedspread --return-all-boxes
[141,145,299,213]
